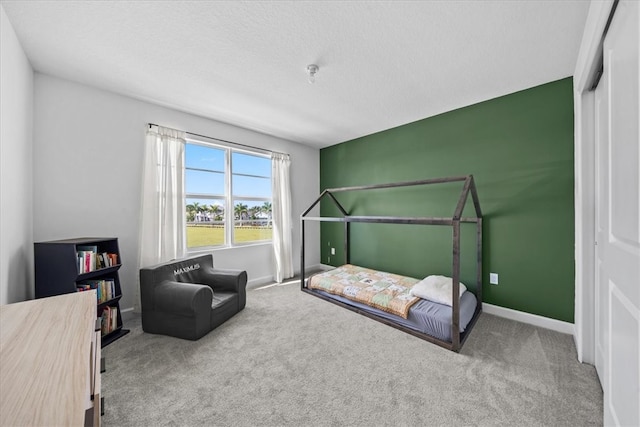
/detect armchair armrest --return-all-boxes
[199,268,247,292]
[199,268,247,312]
[154,280,213,316]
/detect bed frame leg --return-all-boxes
[301,219,305,290]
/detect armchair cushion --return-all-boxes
[140,254,247,340]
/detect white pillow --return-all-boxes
[409,275,467,306]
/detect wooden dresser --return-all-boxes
[0,291,101,426]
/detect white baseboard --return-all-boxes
[120,306,139,321]
[247,264,324,290]
[311,269,574,335]
[246,275,275,290]
[482,303,575,335]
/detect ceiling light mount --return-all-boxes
[306,64,319,84]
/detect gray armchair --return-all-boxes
[140,254,247,340]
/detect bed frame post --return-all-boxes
[477,217,483,309]
[344,221,350,264]
[301,218,305,290]
[452,220,461,351]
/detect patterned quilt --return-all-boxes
[308,264,420,319]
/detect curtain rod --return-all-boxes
[147,123,288,157]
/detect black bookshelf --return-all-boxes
[34,237,130,347]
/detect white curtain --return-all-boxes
[135,125,186,311]
[271,152,294,282]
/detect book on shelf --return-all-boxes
[76,249,119,274]
[77,251,94,274]
[100,306,118,336]
[100,307,109,335]
[76,279,116,303]
[97,253,106,269]
[96,252,114,269]
[111,306,117,332]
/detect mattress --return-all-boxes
[307,264,420,318]
[307,267,477,342]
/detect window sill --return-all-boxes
[187,241,272,255]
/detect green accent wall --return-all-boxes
[319,78,575,323]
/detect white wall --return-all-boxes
[33,74,320,311]
[0,5,34,305]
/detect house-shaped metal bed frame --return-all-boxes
[300,175,483,352]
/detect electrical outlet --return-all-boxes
[331,247,335,255]
[489,273,499,285]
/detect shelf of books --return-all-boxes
[34,237,130,347]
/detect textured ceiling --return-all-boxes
[1,1,590,148]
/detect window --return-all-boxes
[185,140,272,249]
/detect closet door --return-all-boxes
[594,54,608,391]
[594,1,640,426]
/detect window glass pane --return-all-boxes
[232,175,270,198]
[186,144,225,171]
[232,152,270,177]
[233,200,272,243]
[186,169,224,195]
[186,198,225,248]
[184,142,273,249]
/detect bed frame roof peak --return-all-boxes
[302,174,482,221]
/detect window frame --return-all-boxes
[185,138,272,251]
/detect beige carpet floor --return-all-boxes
[102,280,602,426]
